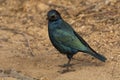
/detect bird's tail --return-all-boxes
[87,49,107,62]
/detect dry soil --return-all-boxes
[0,0,120,80]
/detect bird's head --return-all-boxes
[47,9,62,21]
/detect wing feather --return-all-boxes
[53,29,87,51]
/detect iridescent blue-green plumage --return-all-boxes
[47,10,107,67]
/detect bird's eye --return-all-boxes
[50,15,57,20]
[51,15,56,19]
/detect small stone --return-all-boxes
[4,69,11,74]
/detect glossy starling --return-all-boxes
[47,9,107,70]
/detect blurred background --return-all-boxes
[0,0,120,80]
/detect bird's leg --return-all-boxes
[66,58,71,71]
[66,54,73,71]
[60,54,75,73]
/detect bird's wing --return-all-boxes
[53,29,87,51]
[73,31,96,52]
[73,31,91,48]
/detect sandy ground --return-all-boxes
[0,0,120,80]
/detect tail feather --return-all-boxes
[87,49,107,62]
[90,52,107,62]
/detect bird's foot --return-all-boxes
[64,63,71,67]
[59,68,75,74]
[58,63,73,68]
[62,63,72,67]
[58,64,75,73]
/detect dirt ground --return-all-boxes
[0,0,120,80]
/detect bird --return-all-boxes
[47,9,107,71]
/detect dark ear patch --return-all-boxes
[47,9,62,21]
[51,15,57,19]
[47,9,61,18]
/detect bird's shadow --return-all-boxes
[58,58,106,74]
[72,58,105,66]
[58,58,105,67]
